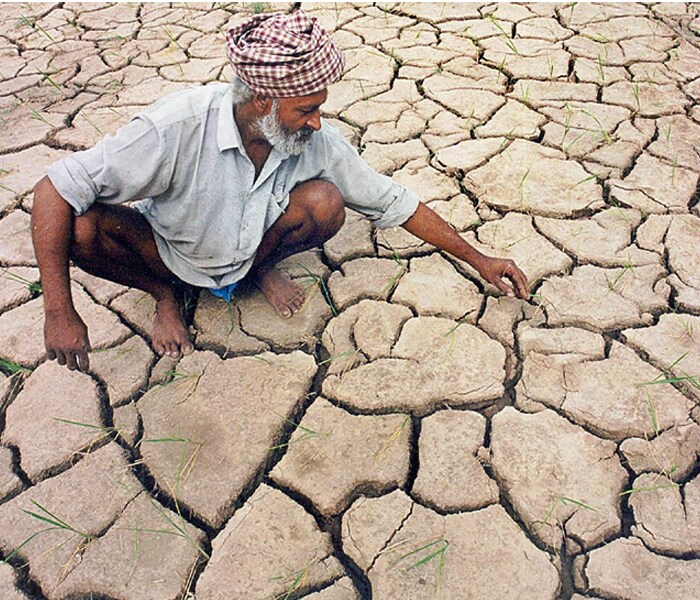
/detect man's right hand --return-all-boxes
[32,176,92,372]
[44,309,91,372]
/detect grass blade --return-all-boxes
[555,495,598,512]
[619,483,678,496]
[2,529,53,562]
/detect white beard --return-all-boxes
[256,100,314,156]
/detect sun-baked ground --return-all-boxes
[1,3,699,599]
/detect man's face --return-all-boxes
[277,89,327,135]
[257,89,327,155]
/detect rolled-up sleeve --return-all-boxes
[320,126,419,229]
[46,116,171,215]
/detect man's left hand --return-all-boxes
[476,256,530,299]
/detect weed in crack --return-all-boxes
[51,417,120,455]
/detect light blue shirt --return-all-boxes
[47,83,419,287]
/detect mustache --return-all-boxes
[297,126,315,139]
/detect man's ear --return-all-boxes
[252,93,273,116]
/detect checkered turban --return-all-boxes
[226,10,345,98]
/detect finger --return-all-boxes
[508,266,530,299]
[66,352,78,371]
[77,349,90,372]
[56,351,67,366]
[47,348,57,361]
[491,276,514,297]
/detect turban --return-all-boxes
[226,10,345,98]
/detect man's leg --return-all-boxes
[70,203,194,358]
[251,180,345,318]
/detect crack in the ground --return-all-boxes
[0,554,50,600]
[2,2,700,598]
[407,487,500,518]
[0,443,30,503]
[482,459,565,563]
[366,500,413,576]
[403,415,420,494]
[616,336,700,404]
[265,477,374,598]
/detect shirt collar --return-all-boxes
[217,87,241,152]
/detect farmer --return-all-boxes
[31,10,529,372]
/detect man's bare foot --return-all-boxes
[152,296,194,357]
[255,267,305,318]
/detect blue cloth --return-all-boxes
[209,281,239,302]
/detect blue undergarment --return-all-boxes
[208,281,239,303]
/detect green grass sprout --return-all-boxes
[392,536,450,591]
[271,559,315,599]
[0,358,31,377]
[6,271,42,293]
[519,164,532,206]
[120,496,209,559]
[636,352,700,391]
[441,312,475,357]
[20,14,58,46]
[632,82,641,110]
[297,263,337,316]
[79,112,104,136]
[26,106,50,126]
[269,413,326,451]
[619,482,679,496]
[374,415,409,464]
[555,495,598,512]
[608,258,635,291]
[35,67,64,95]
[567,173,598,191]
[579,108,611,144]
[3,500,95,564]
[486,14,519,55]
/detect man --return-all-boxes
[32,10,529,372]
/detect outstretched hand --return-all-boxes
[476,256,530,300]
[399,202,530,300]
[44,309,91,372]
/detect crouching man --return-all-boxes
[32,10,529,372]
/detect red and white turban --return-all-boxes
[226,10,345,98]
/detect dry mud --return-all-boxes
[1,3,699,599]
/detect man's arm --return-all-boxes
[402,202,530,299]
[31,176,91,371]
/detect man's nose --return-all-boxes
[307,112,321,131]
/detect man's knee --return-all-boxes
[289,180,345,240]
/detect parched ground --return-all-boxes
[1,2,699,599]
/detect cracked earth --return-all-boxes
[1,2,700,599]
